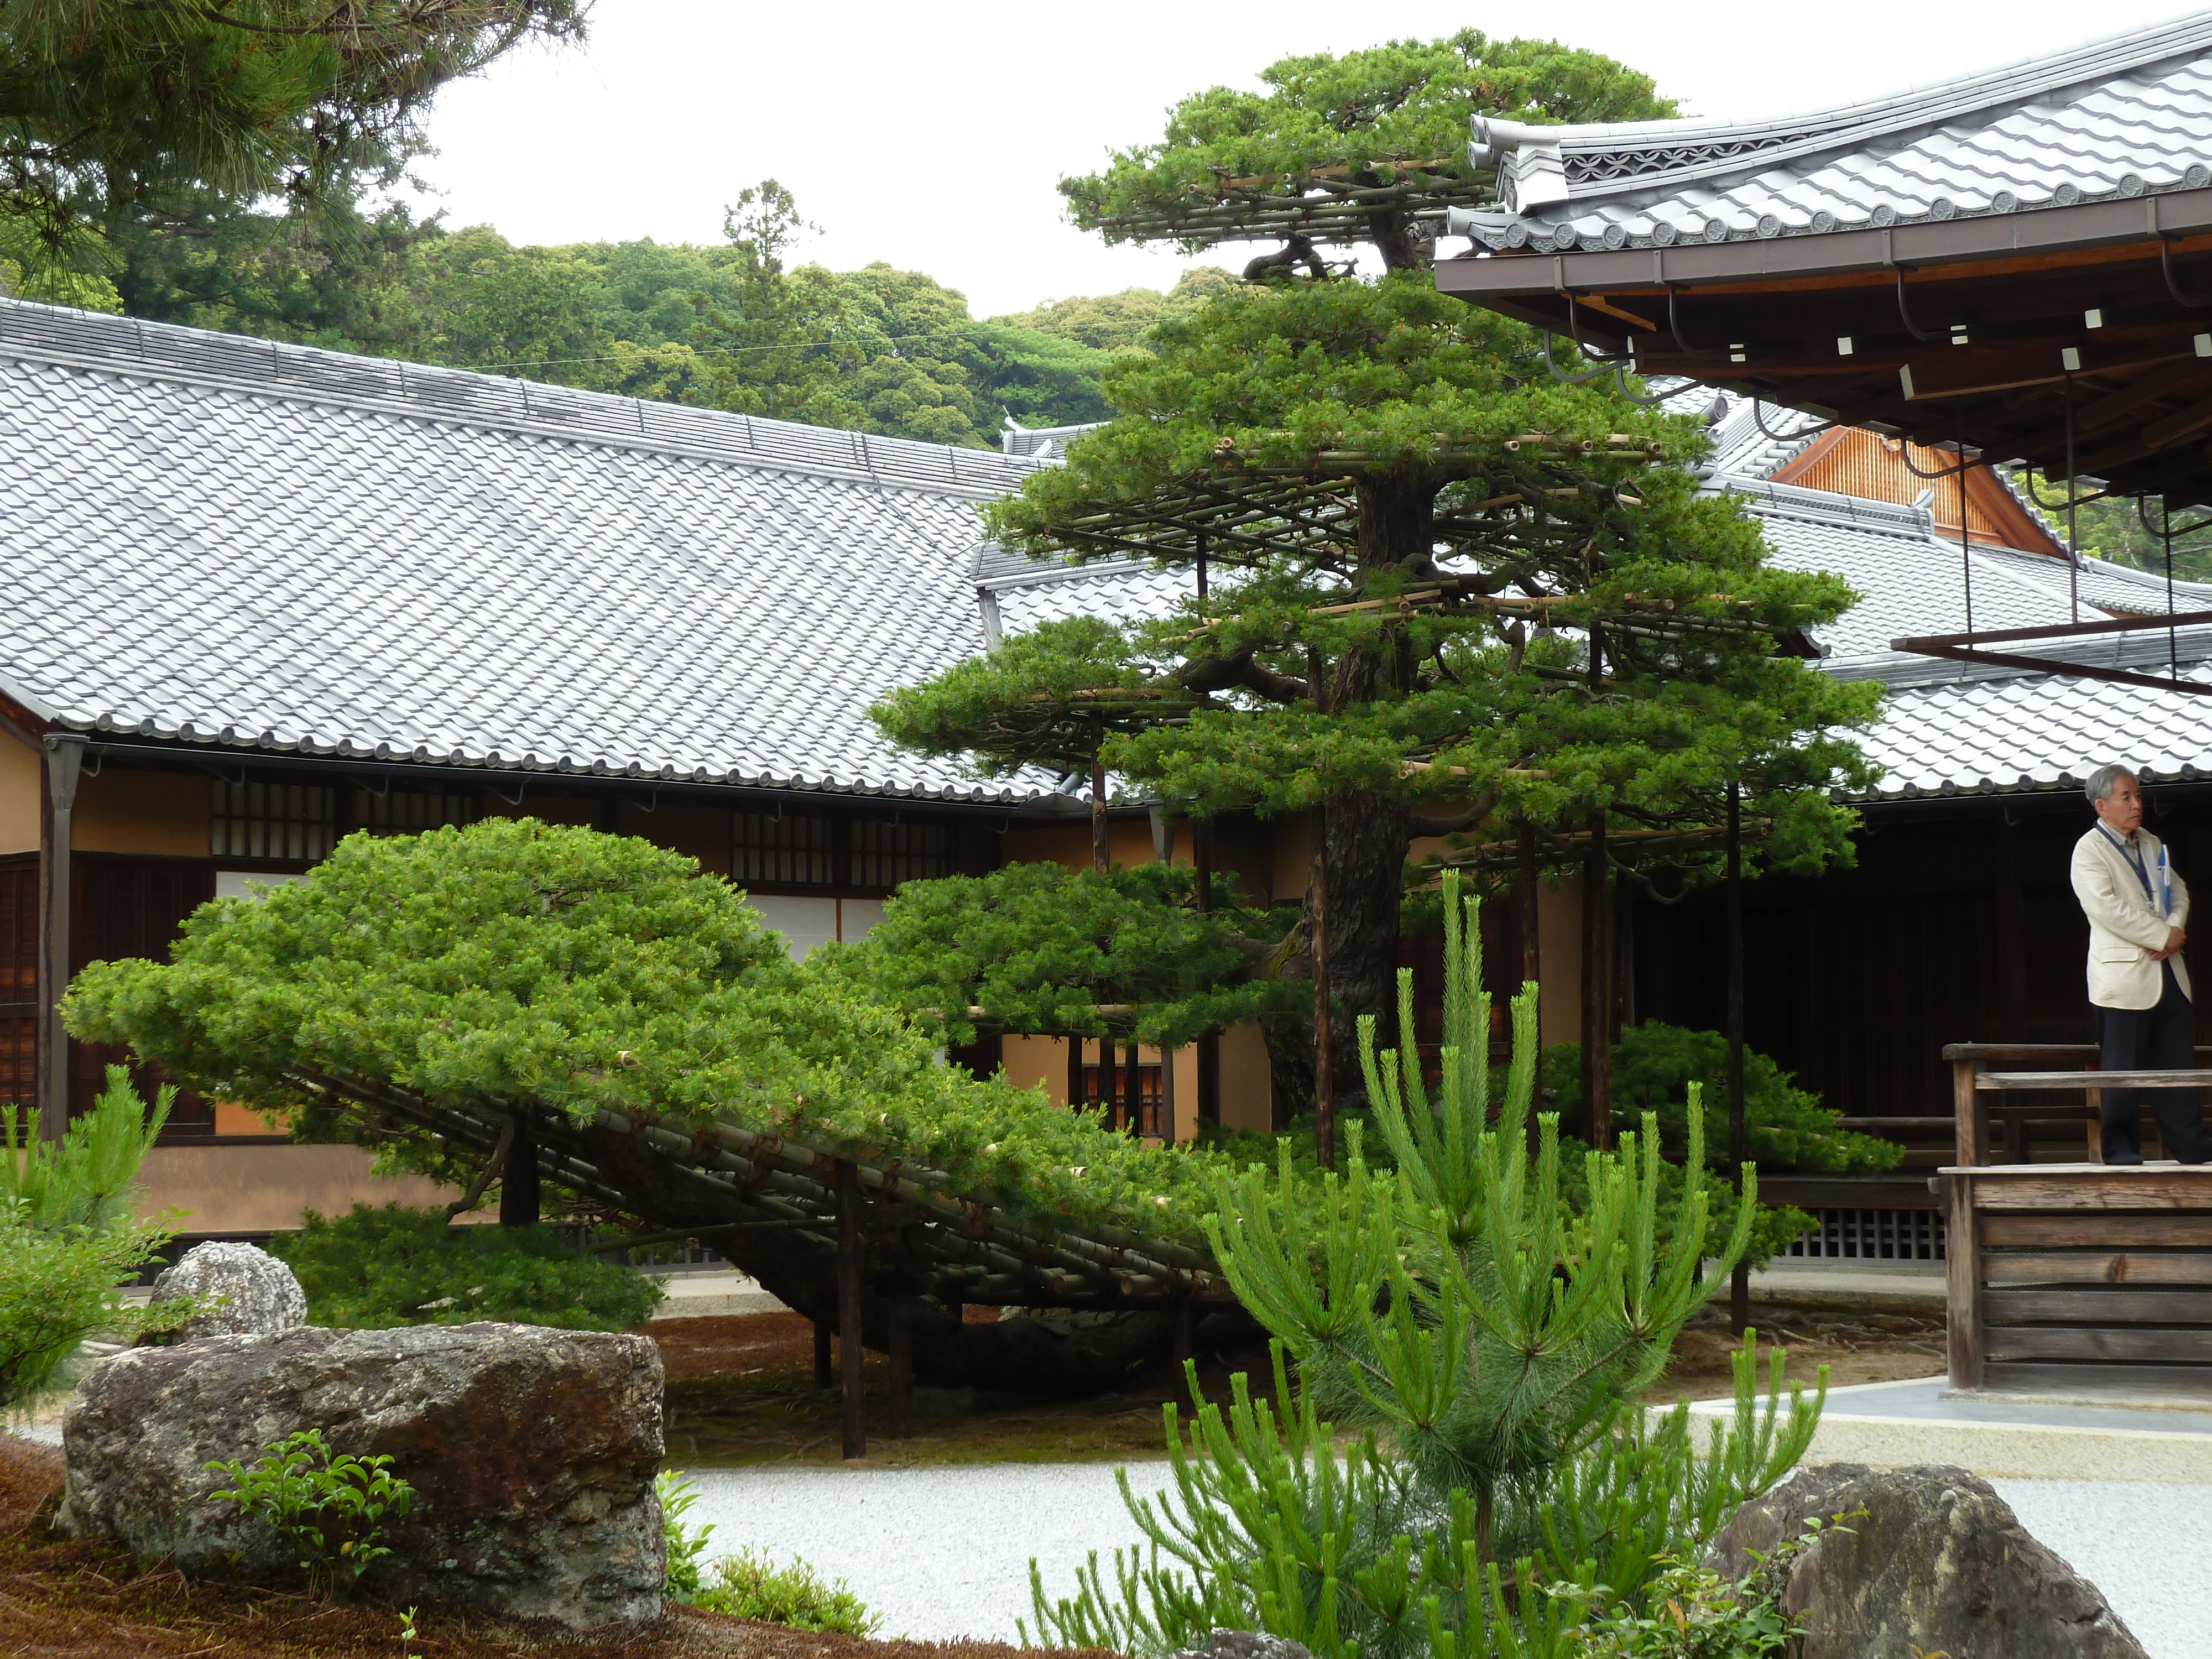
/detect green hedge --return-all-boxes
[269,1203,664,1331]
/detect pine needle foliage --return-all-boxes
[1025,875,1824,1658]
[60,819,1235,1245]
[819,861,1301,1047]
[1,1066,182,1410]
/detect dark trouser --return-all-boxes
[2097,961,2212,1161]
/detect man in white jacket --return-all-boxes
[2071,763,2212,1164]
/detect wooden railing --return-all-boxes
[1939,1042,2212,1399]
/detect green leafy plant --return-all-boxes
[1,1068,186,1411]
[398,1605,420,1659]
[1541,1024,1901,1176]
[1024,874,1826,1659]
[695,1548,880,1636]
[207,1429,416,1599]
[269,1203,664,1332]
[658,1469,715,1603]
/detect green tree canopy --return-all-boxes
[992,268,1235,353]
[1,0,583,286]
[878,269,1879,1125]
[1061,32,1671,272]
[61,819,1227,1241]
[821,862,1301,1048]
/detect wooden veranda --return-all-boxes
[1940,1044,2212,1400]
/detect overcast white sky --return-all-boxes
[413,1,2193,319]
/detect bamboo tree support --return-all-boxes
[813,1319,832,1391]
[499,1107,540,1227]
[1726,779,1750,1334]
[888,1292,914,1441]
[834,1159,866,1460]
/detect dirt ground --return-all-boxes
[650,1301,1948,1467]
[0,1438,1114,1659]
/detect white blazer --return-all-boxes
[2072,823,2192,1010]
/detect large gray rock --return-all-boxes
[56,1322,664,1626]
[149,1242,307,1340]
[1709,1463,2146,1659]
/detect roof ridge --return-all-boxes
[0,295,1038,500]
[1712,471,1936,538]
[1504,12,2212,188]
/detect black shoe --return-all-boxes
[2106,1150,2146,1165]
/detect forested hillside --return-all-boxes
[16,182,1230,450]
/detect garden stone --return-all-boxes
[148,1241,307,1339]
[56,1322,663,1626]
[1172,1635,1314,1659]
[1708,1463,2146,1659]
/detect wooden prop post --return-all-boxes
[834,1158,867,1459]
[888,1293,914,1440]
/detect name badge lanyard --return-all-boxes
[2099,825,2168,917]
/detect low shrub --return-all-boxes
[695,1548,879,1636]
[2,1068,188,1411]
[658,1470,714,1602]
[206,1428,415,1599]
[269,1204,664,1331]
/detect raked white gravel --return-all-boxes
[676,1461,2212,1657]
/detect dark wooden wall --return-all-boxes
[1634,790,2212,1177]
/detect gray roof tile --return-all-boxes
[1457,17,2212,252]
[0,298,1052,803]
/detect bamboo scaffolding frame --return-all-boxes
[281,1064,1234,1308]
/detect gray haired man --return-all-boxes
[2070,764,2212,1164]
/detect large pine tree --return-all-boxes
[875,34,1882,1145]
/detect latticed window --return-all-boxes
[352,789,476,836]
[733,812,839,886]
[852,819,951,889]
[210,781,336,861]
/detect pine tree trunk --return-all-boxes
[1262,472,1430,1120]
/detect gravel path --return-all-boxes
[678,1463,2212,1655]
[679,1463,1168,1643]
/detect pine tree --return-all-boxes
[1024,874,1825,1658]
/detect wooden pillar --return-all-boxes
[1067,1034,1084,1111]
[1160,1044,1177,1142]
[1122,1039,1141,1134]
[1613,870,1635,1038]
[1193,818,1220,1124]
[813,1318,833,1390]
[499,1107,540,1227]
[36,735,85,1139]
[1580,812,1611,1150]
[1516,820,1542,991]
[1943,1172,1984,1392]
[1310,804,1334,1172]
[887,1293,914,1440]
[834,1159,866,1460]
[1725,781,1749,1336]
[1170,1292,1195,1371]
